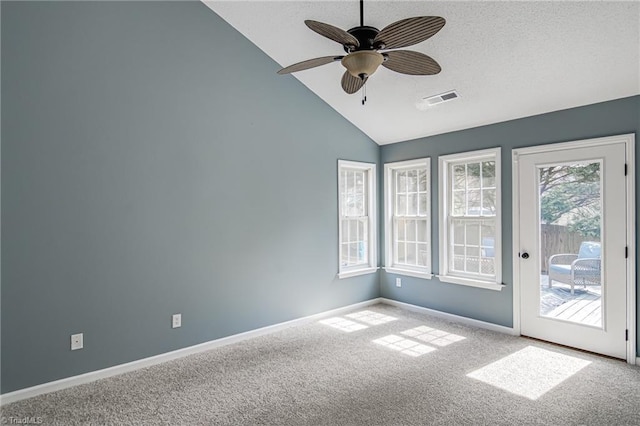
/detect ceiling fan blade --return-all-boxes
[374,16,445,49]
[277,55,344,75]
[382,50,441,75]
[341,71,367,94]
[305,20,360,49]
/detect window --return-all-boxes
[438,148,503,290]
[338,160,377,279]
[384,158,432,278]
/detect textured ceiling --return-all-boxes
[204,1,640,145]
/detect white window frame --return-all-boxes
[438,148,503,291]
[338,160,377,279]
[384,158,433,279]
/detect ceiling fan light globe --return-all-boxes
[341,51,384,79]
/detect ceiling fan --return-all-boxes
[277,0,445,98]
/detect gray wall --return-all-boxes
[1,1,379,393]
[380,96,639,350]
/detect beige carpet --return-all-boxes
[2,304,639,425]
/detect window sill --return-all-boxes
[338,267,379,279]
[436,275,505,291]
[383,268,433,280]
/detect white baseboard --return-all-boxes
[380,298,518,336]
[0,298,382,406]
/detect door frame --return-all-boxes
[512,133,636,364]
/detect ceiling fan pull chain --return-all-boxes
[361,82,367,105]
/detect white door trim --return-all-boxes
[512,133,636,364]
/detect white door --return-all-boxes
[516,139,629,359]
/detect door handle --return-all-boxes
[521,252,530,259]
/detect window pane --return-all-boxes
[397,242,405,264]
[417,243,428,266]
[341,243,349,265]
[397,171,406,194]
[453,245,464,271]
[481,224,495,258]
[468,189,481,213]
[349,219,359,241]
[405,220,416,242]
[407,170,418,192]
[397,194,407,215]
[467,223,480,246]
[355,171,364,194]
[482,189,496,214]
[349,243,362,263]
[406,243,416,265]
[341,220,350,243]
[466,249,480,273]
[407,194,417,215]
[347,171,355,193]
[453,191,465,215]
[467,163,481,188]
[481,258,495,275]
[417,219,427,243]
[419,193,428,216]
[396,219,406,241]
[419,170,427,192]
[453,165,465,190]
[359,241,367,262]
[357,191,366,216]
[453,221,465,245]
[359,219,368,242]
[482,161,496,187]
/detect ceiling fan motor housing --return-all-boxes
[345,26,382,52]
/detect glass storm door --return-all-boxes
[516,142,628,359]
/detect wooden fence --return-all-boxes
[540,224,598,273]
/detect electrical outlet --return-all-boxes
[396,278,402,288]
[71,333,83,350]
[172,313,182,329]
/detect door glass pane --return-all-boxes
[538,161,602,328]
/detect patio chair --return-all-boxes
[548,241,601,295]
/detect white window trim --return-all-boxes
[384,158,433,279]
[438,148,503,291]
[337,160,378,279]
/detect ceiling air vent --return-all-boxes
[416,90,459,110]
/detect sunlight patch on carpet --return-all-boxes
[346,310,398,325]
[373,334,436,357]
[466,346,591,400]
[319,317,368,332]
[401,326,466,347]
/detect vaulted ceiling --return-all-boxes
[204,1,639,145]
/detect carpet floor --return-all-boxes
[2,303,639,425]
